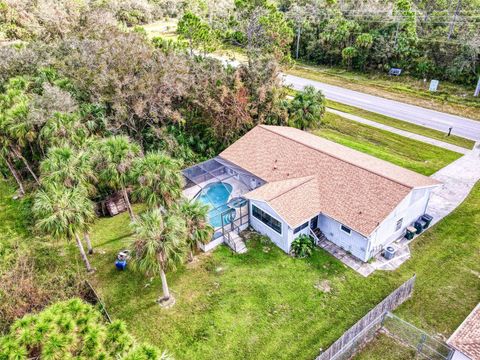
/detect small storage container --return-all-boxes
[405,226,416,240]
[421,214,433,229]
[115,250,129,270]
[414,220,425,234]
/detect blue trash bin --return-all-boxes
[115,259,127,270]
[115,250,129,270]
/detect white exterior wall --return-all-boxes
[367,187,435,258]
[318,214,370,261]
[199,237,224,252]
[249,200,291,253]
[450,350,471,360]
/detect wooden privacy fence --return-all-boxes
[315,275,417,360]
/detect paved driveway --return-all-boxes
[427,142,480,225]
[284,74,480,141]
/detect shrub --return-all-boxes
[0,298,170,359]
[291,234,315,258]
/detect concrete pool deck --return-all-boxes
[183,177,251,201]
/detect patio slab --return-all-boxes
[318,237,413,277]
[317,239,375,277]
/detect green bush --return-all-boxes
[291,234,315,258]
[0,298,169,359]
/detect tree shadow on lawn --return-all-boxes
[95,232,134,248]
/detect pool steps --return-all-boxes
[224,231,248,254]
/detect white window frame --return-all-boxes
[395,218,403,231]
[340,224,352,236]
[293,222,309,234]
[251,204,282,235]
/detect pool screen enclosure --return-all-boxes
[182,158,252,239]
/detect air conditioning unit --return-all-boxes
[383,246,396,260]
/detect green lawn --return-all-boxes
[313,112,462,176]
[353,334,417,360]
[288,64,480,121]
[85,182,480,359]
[326,100,475,150]
[90,224,402,360]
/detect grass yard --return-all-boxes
[313,112,462,176]
[85,182,480,359]
[89,220,407,360]
[353,333,417,360]
[326,100,475,150]
[288,65,480,121]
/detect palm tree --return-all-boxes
[131,151,184,210]
[40,145,98,254]
[178,200,213,261]
[40,145,97,195]
[33,184,95,272]
[130,208,187,304]
[0,152,25,196]
[39,112,89,150]
[0,78,40,186]
[0,298,170,359]
[288,85,326,130]
[98,136,141,221]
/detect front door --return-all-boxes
[310,215,318,230]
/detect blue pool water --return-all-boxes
[196,182,234,228]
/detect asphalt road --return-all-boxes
[284,74,480,142]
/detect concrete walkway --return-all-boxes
[427,142,480,225]
[327,108,470,154]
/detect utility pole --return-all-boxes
[447,0,461,40]
[474,76,480,97]
[393,19,401,49]
[295,27,301,59]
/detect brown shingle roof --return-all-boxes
[448,304,480,360]
[245,176,321,227]
[219,125,440,235]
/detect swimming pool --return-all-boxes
[195,182,235,228]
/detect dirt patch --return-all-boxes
[314,280,332,293]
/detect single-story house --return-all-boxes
[183,125,440,261]
[447,303,480,360]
